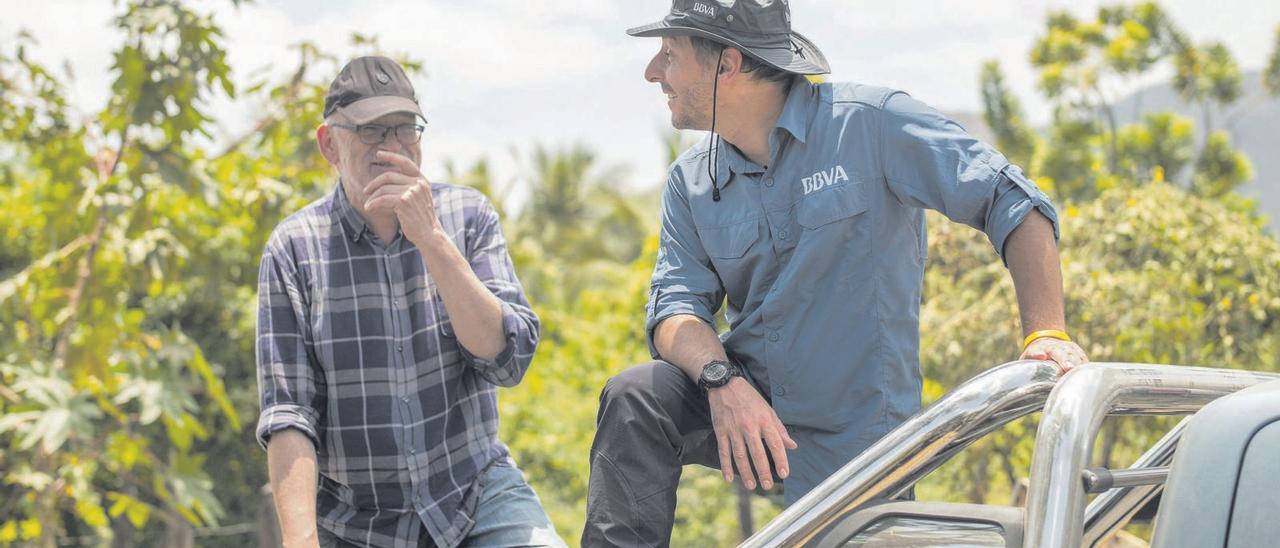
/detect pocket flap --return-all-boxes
[798,182,869,229]
[698,217,761,259]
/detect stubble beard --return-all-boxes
[671,83,713,132]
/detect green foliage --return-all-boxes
[980,61,1039,170]
[0,1,387,544]
[919,184,1280,501]
[505,144,650,309]
[1265,25,1280,95]
[3,1,1278,545]
[1191,131,1254,201]
[1037,107,1105,202]
[1113,112,1194,183]
[1006,1,1257,207]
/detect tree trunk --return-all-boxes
[164,510,195,548]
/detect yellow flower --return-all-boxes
[0,522,17,542]
[20,518,41,540]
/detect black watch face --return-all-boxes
[703,362,730,384]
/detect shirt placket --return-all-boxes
[757,162,792,401]
[383,241,426,512]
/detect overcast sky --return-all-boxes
[4,1,1278,198]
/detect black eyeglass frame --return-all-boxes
[329,122,426,146]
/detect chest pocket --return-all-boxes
[698,217,761,259]
[798,181,869,229]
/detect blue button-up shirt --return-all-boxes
[646,78,1059,503]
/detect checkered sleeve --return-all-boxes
[254,235,323,450]
[457,196,539,387]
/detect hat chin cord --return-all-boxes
[710,46,726,203]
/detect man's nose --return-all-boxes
[645,53,663,83]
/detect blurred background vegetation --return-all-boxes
[1,1,1278,546]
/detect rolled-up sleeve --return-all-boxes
[255,237,322,451]
[879,91,1059,262]
[458,196,539,387]
[646,171,725,358]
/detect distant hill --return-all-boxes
[944,72,1279,234]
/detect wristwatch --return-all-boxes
[698,360,742,393]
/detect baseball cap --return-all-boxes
[323,56,426,124]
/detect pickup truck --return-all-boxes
[742,361,1280,548]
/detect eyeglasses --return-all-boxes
[329,122,426,146]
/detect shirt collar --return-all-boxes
[719,77,817,178]
[331,180,371,243]
[775,76,816,145]
[718,139,763,177]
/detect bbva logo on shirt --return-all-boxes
[801,165,849,195]
[692,2,717,16]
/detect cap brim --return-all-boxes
[627,21,830,75]
[334,95,427,125]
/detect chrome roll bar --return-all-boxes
[1025,363,1278,548]
[742,360,1062,547]
[1080,419,1186,547]
[743,362,1278,548]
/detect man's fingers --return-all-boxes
[1049,347,1082,372]
[375,150,421,176]
[731,436,754,490]
[364,182,409,205]
[746,434,773,490]
[717,432,734,483]
[1025,339,1090,373]
[777,420,798,450]
[763,429,791,480]
[364,170,416,196]
[364,195,403,212]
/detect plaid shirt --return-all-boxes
[255,182,538,547]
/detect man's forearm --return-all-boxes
[653,314,730,382]
[1004,210,1067,335]
[418,231,507,360]
[267,429,320,548]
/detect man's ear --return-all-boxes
[719,48,745,79]
[316,124,340,166]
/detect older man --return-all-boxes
[583,1,1090,545]
[255,56,564,548]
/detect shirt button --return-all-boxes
[773,386,787,397]
[764,178,774,187]
[410,447,416,454]
[778,230,788,239]
[401,396,410,404]
[769,332,780,342]
[397,343,404,352]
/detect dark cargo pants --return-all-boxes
[581,360,754,547]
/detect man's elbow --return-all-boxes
[1003,209,1057,258]
[267,428,317,456]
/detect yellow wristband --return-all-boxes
[1022,329,1071,351]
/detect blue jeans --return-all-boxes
[318,464,564,547]
[466,464,565,547]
